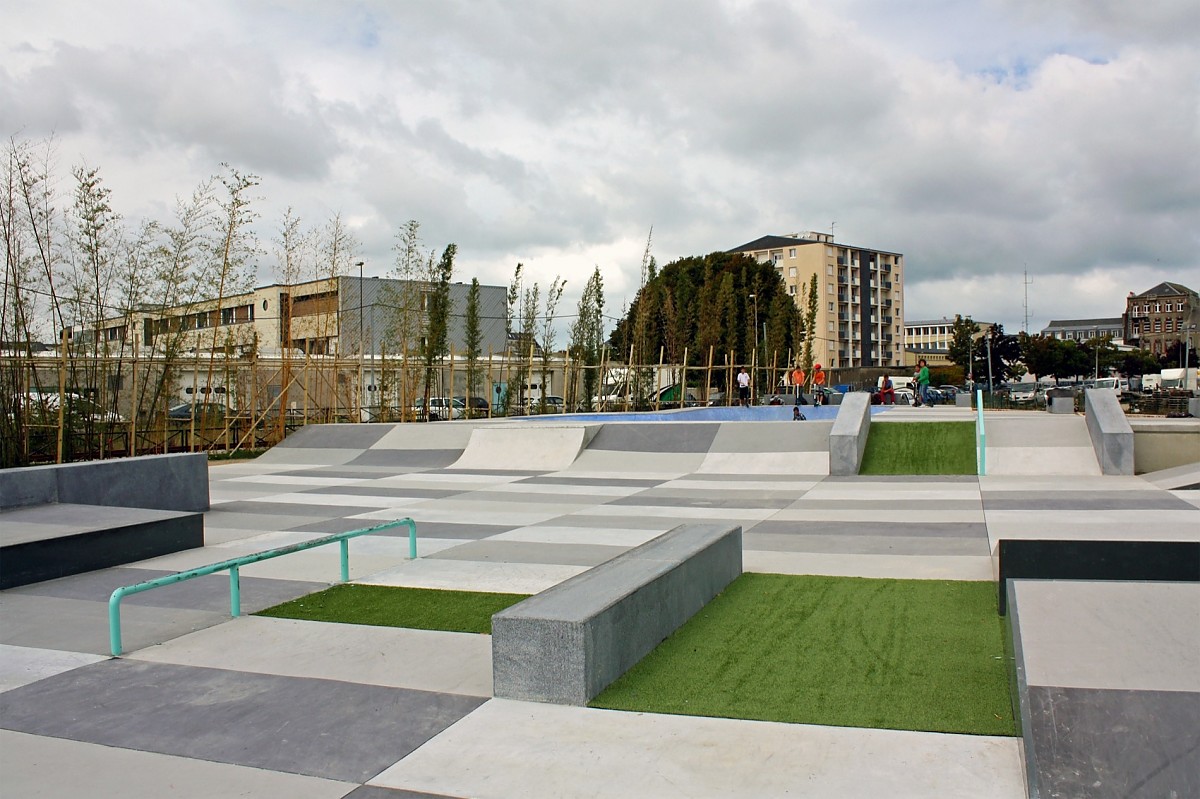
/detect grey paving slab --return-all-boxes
[428,540,625,567]
[546,514,725,530]
[1024,686,1200,799]
[0,659,485,783]
[212,499,384,517]
[456,489,612,505]
[585,422,719,452]
[305,485,465,499]
[518,475,667,487]
[981,490,1196,510]
[673,472,818,482]
[348,449,462,468]
[606,493,795,509]
[347,786,462,799]
[0,594,227,655]
[744,532,990,556]
[203,511,323,532]
[787,498,984,511]
[7,566,323,614]
[0,730,354,799]
[274,467,418,479]
[749,519,990,539]
[0,503,196,545]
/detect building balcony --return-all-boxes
[882,281,893,290]
[838,312,849,321]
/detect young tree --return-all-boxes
[463,277,483,416]
[536,276,565,413]
[946,315,980,380]
[420,244,455,414]
[568,266,605,411]
[800,274,819,386]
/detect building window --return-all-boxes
[788,285,796,295]
[789,248,797,258]
[828,284,834,294]
[789,267,797,277]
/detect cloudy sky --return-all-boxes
[4,0,1199,334]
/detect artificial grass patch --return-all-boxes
[256,583,529,634]
[860,420,977,474]
[591,573,1015,736]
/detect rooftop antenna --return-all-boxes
[830,221,836,242]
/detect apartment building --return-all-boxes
[903,317,995,367]
[82,276,508,358]
[1041,318,1123,343]
[728,231,905,368]
[1122,282,1199,356]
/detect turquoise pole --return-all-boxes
[976,389,986,476]
[340,539,349,582]
[230,565,241,617]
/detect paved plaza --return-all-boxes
[2,406,1198,798]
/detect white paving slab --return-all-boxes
[0,644,108,692]
[985,446,1100,475]
[0,730,351,799]
[984,510,1200,544]
[129,616,494,697]
[582,504,779,521]
[697,451,829,475]
[372,699,1025,799]
[360,558,585,594]
[769,508,985,523]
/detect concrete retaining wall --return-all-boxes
[492,523,742,705]
[0,453,210,512]
[1084,390,1134,475]
[829,392,872,476]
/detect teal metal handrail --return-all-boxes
[107,518,416,657]
[975,389,986,476]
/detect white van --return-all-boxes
[1091,377,1129,393]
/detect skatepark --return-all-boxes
[1,397,1198,798]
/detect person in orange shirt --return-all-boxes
[812,363,826,404]
[791,366,806,397]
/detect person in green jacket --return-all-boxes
[916,359,932,406]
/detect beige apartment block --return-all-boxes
[729,231,905,369]
[904,318,995,367]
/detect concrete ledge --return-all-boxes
[996,538,1200,615]
[1084,389,1134,475]
[0,504,204,589]
[829,392,871,476]
[1048,397,1074,414]
[955,393,972,408]
[0,453,210,512]
[492,523,743,705]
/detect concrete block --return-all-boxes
[1189,398,1200,418]
[955,393,972,408]
[492,523,742,705]
[1049,397,1074,414]
[0,466,58,510]
[53,453,210,512]
[1084,390,1134,475]
[829,392,871,476]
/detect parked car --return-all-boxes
[12,391,125,423]
[411,396,465,421]
[1008,382,1042,404]
[167,402,226,421]
[527,395,565,414]
[454,395,491,416]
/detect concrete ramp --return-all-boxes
[984,414,1100,476]
[698,421,832,475]
[451,425,594,472]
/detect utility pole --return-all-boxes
[356,261,365,421]
[1022,269,1033,334]
[986,333,994,393]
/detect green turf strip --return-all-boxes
[591,573,1015,736]
[860,420,977,474]
[256,583,529,634]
